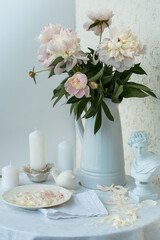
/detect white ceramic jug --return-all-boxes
[76,99,125,189]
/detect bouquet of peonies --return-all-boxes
[29,9,156,133]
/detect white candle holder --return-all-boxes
[22,163,54,183]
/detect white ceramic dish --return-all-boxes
[2,184,72,210]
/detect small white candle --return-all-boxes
[2,164,19,190]
[29,130,46,170]
[58,140,73,172]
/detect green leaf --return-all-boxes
[51,78,68,98]
[70,104,74,115]
[77,98,90,120]
[130,64,147,75]
[88,20,100,30]
[123,87,148,98]
[50,94,56,101]
[48,68,55,78]
[98,85,103,94]
[78,67,89,74]
[91,98,98,111]
[104,65,113,76]
[104,20,109,27]
[121,73,132,83]
[73,102,79,116]
[52,88,65,107]
[86,70,98,79]
[94,107,102,134]
[83,106,96,118]
[60,63,66,69]
[68,71,74,77]
[88,48,94,54]
[88,67,104,82]
[67,96,81,104]
[113,82,119,94]
[51,89,61,101]
[111,96,121,103]
[123,82,156,98]
[33,77,36,84]
[49,56,64,67]
[104,88,108,94]
[91,93,103,112]
[32,66,36,84]
[114,85,123,98]
[125,82,153,92]
[144,90,157,98]
[102,75,113,85]
[102,101,114,121]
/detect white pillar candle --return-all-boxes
[58,140,73,172]
[29,130,46,170]
[2,164,19,190]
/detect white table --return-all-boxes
[1,174,160,240]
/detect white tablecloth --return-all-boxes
[1,174,160,240]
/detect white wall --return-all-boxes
[76,0,160,174]
[0,0,75,173]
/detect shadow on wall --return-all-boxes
[0,0,76,173]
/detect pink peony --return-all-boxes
[83,9,113,36]
[97,28,146,72]
[65,72,90,98]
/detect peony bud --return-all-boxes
[29,71,35,78]
[89,81,98,90]
[29,70,36,84]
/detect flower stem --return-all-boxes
[75,66,79,72]
[35,69,49,74]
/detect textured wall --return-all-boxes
[75,0,160,174]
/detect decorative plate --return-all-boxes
[2,184,72,210]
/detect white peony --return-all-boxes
[83,9,114,36]
[37,25,88,74]
[36,23,63,44]
[97,28,146,72]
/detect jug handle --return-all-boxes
[75,118,84,143]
